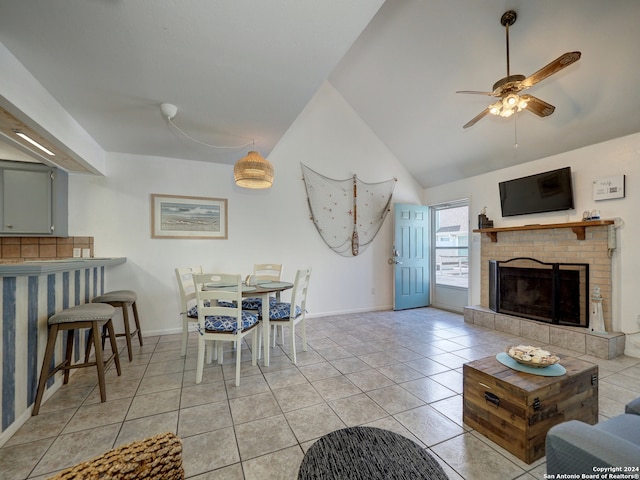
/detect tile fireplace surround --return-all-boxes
[467,222,625,359]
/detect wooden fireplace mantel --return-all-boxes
[473,219,615,243]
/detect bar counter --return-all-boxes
[0,257,126,444]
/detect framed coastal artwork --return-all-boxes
[151,194,228,239]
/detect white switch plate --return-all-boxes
[82,248,91,258]
[73,248,81,257]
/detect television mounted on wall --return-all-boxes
[499,167,575,217]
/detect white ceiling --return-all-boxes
[0,0,639,188]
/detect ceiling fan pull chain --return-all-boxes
[514,115,519,149]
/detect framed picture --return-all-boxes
[151,194,228,239]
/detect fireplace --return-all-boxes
[489,257,589,327]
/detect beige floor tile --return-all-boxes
[271,383,324,412]
[83,375,141,404]
[137,370,183,394]
[366,384,425,415]
[310,375,362,402]
[178,400,233,437]
[357,351,400,368]
[298,361,342,382]
[285,404,346,443]
[376,363,425,383]
[315,345,353,361]
[346,369,395,391]
[35,383,93,415]
[144,358,186,376]
[400,376,457,404]
[242,444,303,480]
[182,428,240,477]
[229,391,282,424]
[188,463,244,480]
[235,414,298,460]
[329,356,371,374]
[115,411,179,446]
[0,437,54,480]
[430,395,467,427]
[394,404,465,446]
[429,369,464,393]
[224,372,270,399]
[431,433,526,480]
[61,397,132,434]
[263,368,309,390]
[329,393,388,426]
[126,388,181,420]
[31,423,120,477]
[5,408,75,447]
[180,379,228,408]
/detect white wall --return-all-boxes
[68,82,423,336]
[423,132,640,357]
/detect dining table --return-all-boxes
[240,280,293,367]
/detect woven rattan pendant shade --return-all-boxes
[234,151,274,189]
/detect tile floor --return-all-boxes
[2,307,640,480]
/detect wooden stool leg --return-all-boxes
[105,319,122,376]
[33,324,60,416]
[63,329,75,385]
[131,301,143,346]
[85,327,94,363]
[92,321,107,403]
[120,303,133,361]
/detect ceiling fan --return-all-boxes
[457,10,581,129]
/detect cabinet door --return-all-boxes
[2,168,53,234]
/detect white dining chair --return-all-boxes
[242,263,284,345]
[175,266,204,356]
[266,267,311,365]
[193,273,259,386]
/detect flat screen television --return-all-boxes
[499,167,575,217]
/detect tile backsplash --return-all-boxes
[0,236,94,262]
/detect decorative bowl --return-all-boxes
[506,345,560,368]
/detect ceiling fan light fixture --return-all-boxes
[233,151,274,189]
[489,101,502,115]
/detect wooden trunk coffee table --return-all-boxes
[463,354,598,463]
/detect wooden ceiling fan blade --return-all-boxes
[463,108,490,128]
[523,95,555,117]
[520,51,581,88]
[456,90,498,96]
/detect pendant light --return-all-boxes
[233,150,274,189]
[160,103,273,189]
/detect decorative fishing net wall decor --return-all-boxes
[301,163,397,257]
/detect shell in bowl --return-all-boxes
[506,345,560,368]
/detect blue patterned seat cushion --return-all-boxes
[204,311,258,332]
[188,300,235,318]
[241,296,278,310]
[269,302,302,320]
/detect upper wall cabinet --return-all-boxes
[0,160,68,236]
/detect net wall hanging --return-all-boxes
[301,163,396,257]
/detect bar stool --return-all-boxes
[32,303,121,416]
[92,290,143,361]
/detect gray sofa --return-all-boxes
[546,397,640,475]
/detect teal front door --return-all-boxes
[393,203,429,310]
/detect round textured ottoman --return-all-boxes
[298,426,449,479]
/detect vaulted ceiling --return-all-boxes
[1,0,639,188]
